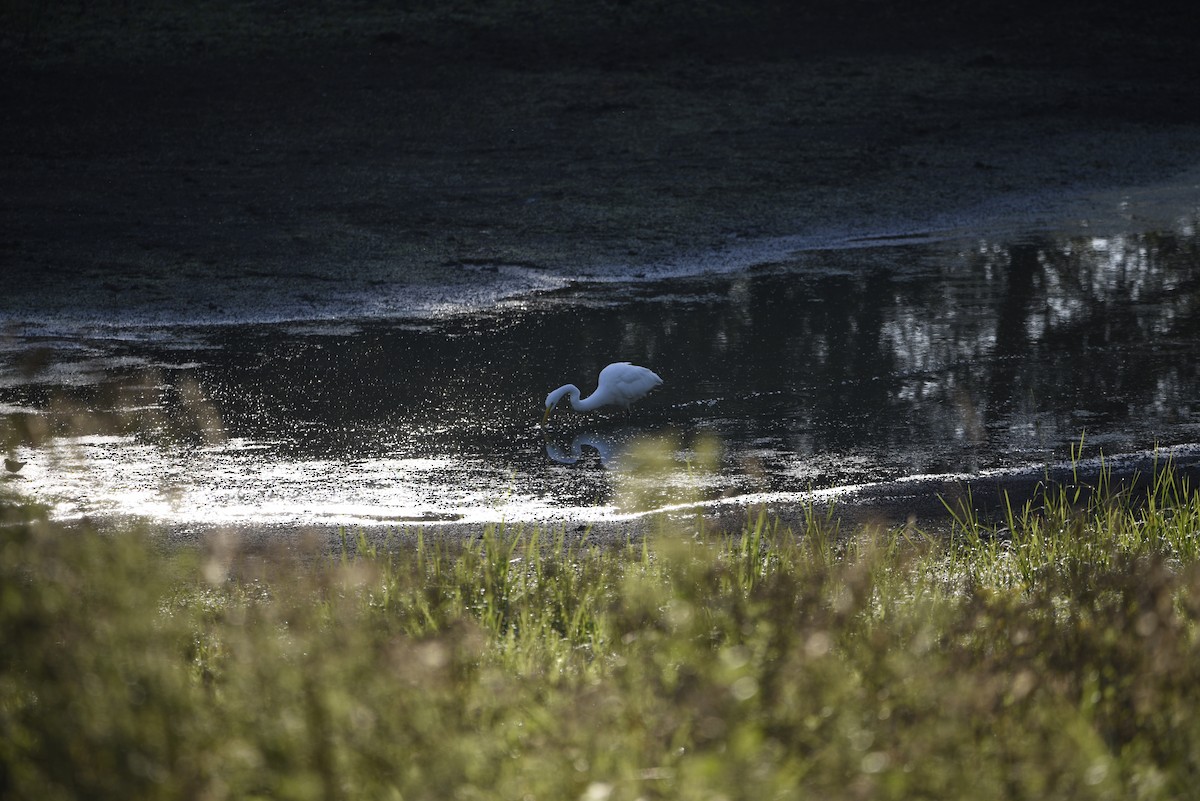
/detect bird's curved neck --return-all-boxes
[548,383,609,412]
[572,390,605,411]
[548,384,582,409]
[551,385,609,411]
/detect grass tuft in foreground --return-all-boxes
[4,462,1200,799]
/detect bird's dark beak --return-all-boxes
[541,405,554,425]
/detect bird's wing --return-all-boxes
[600,363,663,403]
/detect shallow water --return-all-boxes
[3,215,1200,530]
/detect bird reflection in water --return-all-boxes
[544,430,630,470]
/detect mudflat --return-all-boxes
[3,1,1198,326]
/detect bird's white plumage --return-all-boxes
[543,362,663,421]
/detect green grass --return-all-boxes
[3,461,1200,799]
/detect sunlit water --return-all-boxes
[3,213,1199,531]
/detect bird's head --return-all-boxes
[542,384,575,425]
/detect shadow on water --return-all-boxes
[3,221,1199,528]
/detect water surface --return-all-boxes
[3,217,1199,531]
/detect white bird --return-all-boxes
[542,362,663,424]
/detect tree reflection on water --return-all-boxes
[2,218,1198,524]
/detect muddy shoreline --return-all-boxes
[4,2,1200,330]
[130,445,1200,553]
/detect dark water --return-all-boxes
[3,222,1199,528]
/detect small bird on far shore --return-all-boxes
[4,458,26,474]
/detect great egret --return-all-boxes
[542,362,662,424]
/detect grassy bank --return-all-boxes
[3,463,1200,799]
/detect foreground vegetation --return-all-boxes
[4,463,1200,800]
